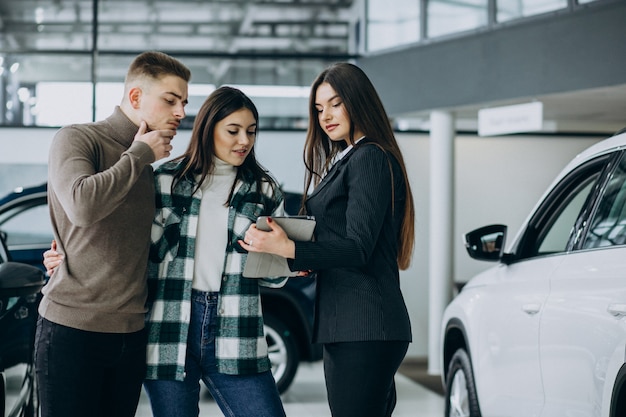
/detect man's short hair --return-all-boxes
[125,51,191,85]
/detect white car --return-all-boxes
[440,131,626,417]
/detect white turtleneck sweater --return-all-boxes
[193,158,237,292]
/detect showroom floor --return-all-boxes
[4,361,445,416]
[134,361,445,416]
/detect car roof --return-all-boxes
[532,131,626,201]
[561,131,626,176]
[0,183,47,208]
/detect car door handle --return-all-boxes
[521,303,541,315]
[607,304,626,317]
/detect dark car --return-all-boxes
[0,183,321,394]
[0,227,46,417]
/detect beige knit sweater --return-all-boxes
[41,106,156,333]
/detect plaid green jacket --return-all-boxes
[145,159,287,380]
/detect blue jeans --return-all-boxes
[144,290,285,417]
[34,316,147,417]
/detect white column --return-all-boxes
[427,110,455,375]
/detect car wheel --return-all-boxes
[445,348,481,417]
[264,313,299,394]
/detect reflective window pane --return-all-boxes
[366,0,420,52]
[0,0,93,52]
[95,55,333,130]
[97,0,352,55]
[497,0,568,23]
[427,0,488,39]
[0,54,92,127]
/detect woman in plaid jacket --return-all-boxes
[143,86,288,417]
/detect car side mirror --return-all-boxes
[0,262,46,299]
[464,224,507,262]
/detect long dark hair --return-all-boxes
[171,86,275,202]
[303,62,415,269]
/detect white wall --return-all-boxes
[0,127,606,358]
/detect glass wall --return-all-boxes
[0,0,354,128]
[427,0,488,39]
[1,54,93,126]
[497,0,568,23]
[365,0,609,52]
[366,0,420,51]
[0,2,94,52]
[0,0,614,126]
[0,52,335,128]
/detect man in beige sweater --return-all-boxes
[36,51,190,417]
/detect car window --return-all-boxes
[515,153,613,260]
[0,232,8,263]
[537,179,595,254]
[0,203,53,249]
[582,151,626,249]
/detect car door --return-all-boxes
[477,151,613,416]
[540,150,626,417]
[472,258,553,417]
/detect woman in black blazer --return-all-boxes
[241,62,415,417]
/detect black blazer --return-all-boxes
[291,140,412,344]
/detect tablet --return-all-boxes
[242,216,316,278]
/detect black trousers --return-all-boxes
[323,340,409,417]
[34,316,147,417]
